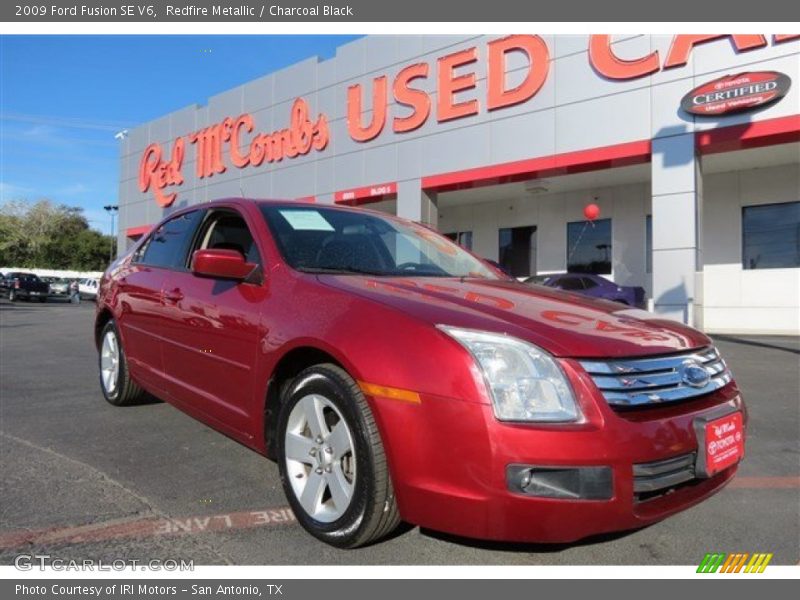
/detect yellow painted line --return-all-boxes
[758,554,773,573]
[358,381,421,404]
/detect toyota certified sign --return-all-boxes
[681,71,791,116]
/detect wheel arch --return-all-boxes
[262,344,350,460]
[94,307,115,349]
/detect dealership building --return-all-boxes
[118,34,800,335]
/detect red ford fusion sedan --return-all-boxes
[95,199,745,548]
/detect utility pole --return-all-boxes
[103,205,119,263]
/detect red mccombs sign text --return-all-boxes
[139,34,799,207]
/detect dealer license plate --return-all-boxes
[696,412,744,477]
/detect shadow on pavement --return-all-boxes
[712,334,800,356]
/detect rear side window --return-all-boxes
[138,211,204,270]
[557,276,584,291]
[580,277,599,289]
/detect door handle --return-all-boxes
[163,288,184,303]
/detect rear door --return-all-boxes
[116,209,205,392]
[159,206,268,436]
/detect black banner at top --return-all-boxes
[2,0,798,22]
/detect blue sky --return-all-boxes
[0,35,360,232]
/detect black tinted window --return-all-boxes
[557,276,584,291]
[567,218,612,275]
[742,202,800,269]
[581,277,599,289]
[140,211,203,269]
[260,205,496,278]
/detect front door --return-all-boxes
[117,210,205,393]
[159,207,268,437]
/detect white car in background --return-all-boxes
[78,278,100,301]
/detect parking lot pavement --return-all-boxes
[0,298,798,565]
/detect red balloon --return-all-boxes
[584,203,600,221]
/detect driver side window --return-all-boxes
[194,210,262,265]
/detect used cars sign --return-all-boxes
[681,71,791,116]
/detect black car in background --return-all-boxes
[1,272,50,302]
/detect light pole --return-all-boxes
[103,204,119,263]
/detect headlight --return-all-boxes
[438,326,580,422]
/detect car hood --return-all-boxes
[317,275,711,359]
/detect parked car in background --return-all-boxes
[1,271,50,302]
[48,278,72,298]
[526,272,646,309]
[78,278,100,301]
[95,199,744,548]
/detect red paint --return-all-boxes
[422,139,652,192]
[696,113,800,154]
[191,249,257,280]
[583,203,601,221]
[98,198,745,544]
[334,181,397,205]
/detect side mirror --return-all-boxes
[191,249,256,281]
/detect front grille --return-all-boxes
[579,346,732,408]
[633,453,696,492]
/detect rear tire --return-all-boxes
[98,320,147,406]
[38,297,46,303]
[276,364,400,548]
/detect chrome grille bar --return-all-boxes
[580,347,732,407]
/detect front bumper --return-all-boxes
[371,364,745,543]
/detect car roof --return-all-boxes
[166,198,398,221]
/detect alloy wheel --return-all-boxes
[284,394,356,522]
[100,330,120,394]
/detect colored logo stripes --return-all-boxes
[697,552,773,573]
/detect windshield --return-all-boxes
[261,205,499,279]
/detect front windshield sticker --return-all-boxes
[279,209,335,231]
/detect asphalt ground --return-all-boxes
[0,297,798,565]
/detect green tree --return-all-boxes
[0,199,114,271]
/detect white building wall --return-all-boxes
[702,163,800,335]
[438,181,652,290]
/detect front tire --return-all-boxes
[277,364,400,548]
[98,320,147,406]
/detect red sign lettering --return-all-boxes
[138,98,328,206]
[138,138,185,208]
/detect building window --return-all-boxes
[499,225,537,278]
[567,218,612,274]
[444,231,473,251]
[645,215,652,273]
[742,201,800,270]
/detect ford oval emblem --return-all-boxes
[680,359,710,388]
